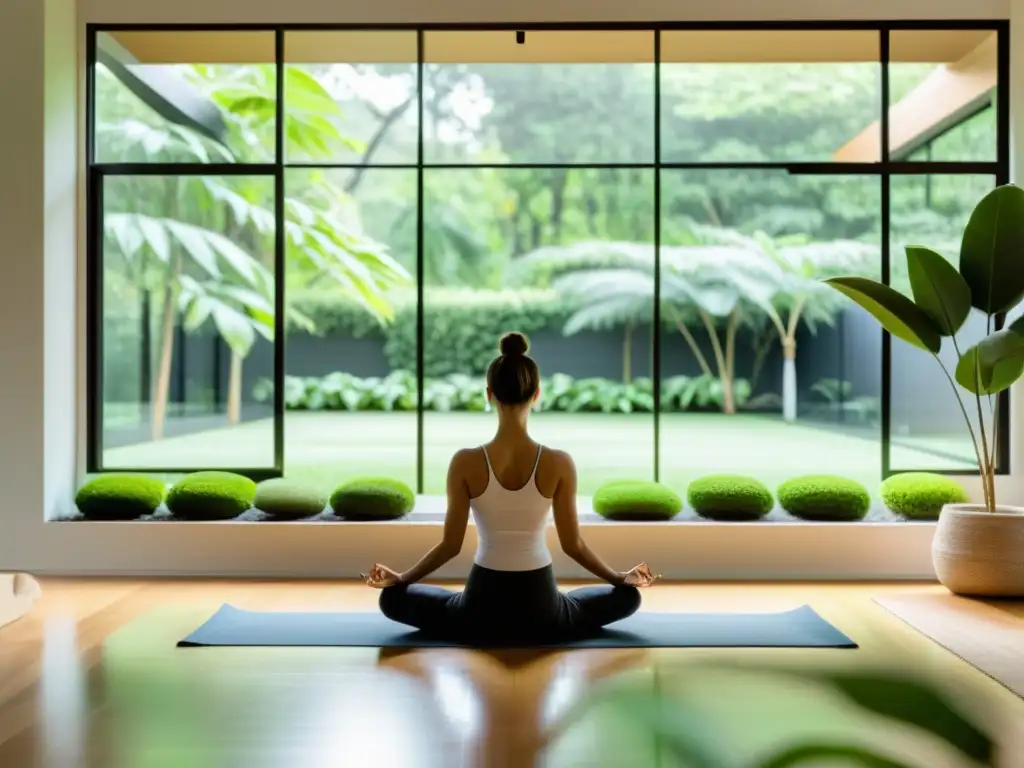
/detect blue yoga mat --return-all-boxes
[178,604,855,649]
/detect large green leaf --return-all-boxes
[825,277,941,353]
[211,304,257,357]
[104,213,144,261]
[905,246,971,336]
[556,684,730,768]
[821,673,993,765]
[960,184,1024,314]
[758,744,914,768]
[165,220,221,278]
[955,329,1024,395]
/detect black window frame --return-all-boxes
[85,20,1012,490]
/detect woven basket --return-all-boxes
[932,505,1024,596]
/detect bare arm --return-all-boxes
[551,452,625,586]
[398,450,471,584]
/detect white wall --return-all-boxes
[0,0,1020,578]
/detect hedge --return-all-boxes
[258,371,744,414]
[75,474,166,520]
[329,477,415,520]
[880,473,969,521]
[253,478,327,519]
[777,475,871,522]
[166,471,257,520]
[289,288,570,377]
[592,481,683,521]
[687,474,773,521]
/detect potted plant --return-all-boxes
[825,184,1024,596]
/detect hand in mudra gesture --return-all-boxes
[362,564,403,589]
[622,562,660,588]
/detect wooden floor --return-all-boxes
[1,580,1022,767]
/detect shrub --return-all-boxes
[75,474,166,521]
[687,475,773,521]
[257,371,748,415]
[777,475,871,521]
[253,479,327,520]
[662,375,752,412]
[166,471,257,521]
[880,473,969,521]
[329,477,415,520]
[288,288,570,377]
[592,481,683,521]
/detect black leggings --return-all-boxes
[379,564,641,645]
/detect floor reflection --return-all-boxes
[39,618,87,768]
[377,647,653,767]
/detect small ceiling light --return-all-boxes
[516,30,526,45]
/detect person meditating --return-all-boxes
[363,331,658,645]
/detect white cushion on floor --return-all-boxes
[0,573,41,630]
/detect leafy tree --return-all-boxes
[98,63,409,438]
[520,231,876,415]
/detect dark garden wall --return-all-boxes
[118,305,963,437]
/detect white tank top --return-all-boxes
[470,445,553,571]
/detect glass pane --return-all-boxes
[284,31,418,165]
[284,168,417,494]
[659,169,883,499]
[423,31,655,164]
[889,30,997,161]
[889,174,996,472]
[423,167,655,495]
[662,31,879,163]
[99,175,276,470]
[94,31,276,163]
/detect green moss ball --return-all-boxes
[166,471,256,521]
[329,477,415,520]
[74,474,166,520]
[777,475,871,521]
[880,473,969,521]
[592,480,683,521]
[687,474,774,521]
[253,479,326,520]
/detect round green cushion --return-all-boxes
[687,474,773,521]
[592,480,683,521]
[75,474,166,520]
[329,477,414,521]
[166,471,256,521]
[253,479,326,520]
[777,475,871,521]
[880,472,969,521]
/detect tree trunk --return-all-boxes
[782,337,797,423]
[550,169,567,243]
[750,328,775,391]
[698,309,736,415]
[669,311,713,378]
[622,321,633,384]
[782,299,806,424]
[722,310,740,415]
[344,95,415,194]
[150,256,181,441]
[227,350,243,425]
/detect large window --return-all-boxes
[87,23,1009,508]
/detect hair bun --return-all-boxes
[499,332,529,357]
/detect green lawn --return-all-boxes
[103,411,975,496]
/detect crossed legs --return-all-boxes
[378,577,640,643]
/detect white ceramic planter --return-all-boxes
[932,504,1024,596]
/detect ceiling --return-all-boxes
[106,28,995,65]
